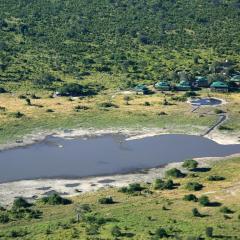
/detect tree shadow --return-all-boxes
[193,167,211,172]
[208,202,222,207]
[213,235,233,239]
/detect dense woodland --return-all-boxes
[0,0,240,92]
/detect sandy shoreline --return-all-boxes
[0,153,239,206]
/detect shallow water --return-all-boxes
[190,98,222,106]
[0,134,239,183]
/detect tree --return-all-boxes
[111,226,122,237]
[166,168,185,178]
[186,182,203,191]
[98,196,114,204]
[12,197,31,209]
[182,159,198,170]
[123,95,131,105]
[183,194,198,202]
[192,208,202,217]
[155,228,168,238]
[206,227,213,238]
[0,87,7,93]
[199,196,210,206]
[40,193,72,205]
[25,98,31,106]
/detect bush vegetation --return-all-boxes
[40,193,72,205]
[186,182,203,191]
[182,159,198,170]
[153,179,174,190]
[165,168,185,178]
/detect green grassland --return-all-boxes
[1,89,240,144]
[0,157,240,239]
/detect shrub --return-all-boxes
[214,109,225,114]
[192,208,202,217]
[207,175,225,181]
[18,95,27,99]
[206,227,213,238]
[46,109,54,112]
[182,159,198,170]
[186,182,203,191]
[57,83,101,97]
[171,95,187,102]
[7,229,28,238]
[11,111,24,118]
[166,168,185,178]
[184,91,198,97]
[153,179,174,190]
[111,226,122,237]
[198,196,210,206]
[12,198,31,209]
[218,125,233,131]
[98,196,114,204]
[98,102,119,108]
[144,101,151,106]
[0,213,9,223]
[119,183,143,193]
[220,206,234,214]
[155,227,168,238]
[40,193,72,205]
[85,224,99,235]
[25,98,31,105]
[74,105,89,112]
[0,87,6,93]
[183,194,198,202]
[128,183,143,192]
[123,95,131,105]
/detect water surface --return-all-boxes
[0,134,239,183]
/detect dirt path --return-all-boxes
[202,113,227,136]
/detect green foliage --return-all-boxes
[12,197,31,209]
[0,87,7,93]
[184,91,198,97]
[182,159,198,170]
[57,83,101,96]
[183,194,198,202]
[206,227,214,238]
[220,206,234,214]
[165,168,185,178]
[119,183,143,194]
[214,109,225,114]
[40,193,72,205]
[198,196,210,206]
[192,208,202,217]
[153,179,174,190]
[207,175,225,181]
[74,105,90,112]
[0,213,9,223]
[111,226,122,237]
[7,229,28,238]
[98,196,114,204]
[10,111,24,118]
[154,227,168,238]
[98,102,119,108]
[186,182,203,191]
